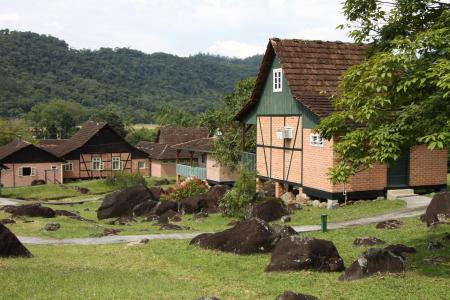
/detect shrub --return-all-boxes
[104,172,147,190]
[166,177,208,201]
[219,167,256,218]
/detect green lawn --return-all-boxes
[0,177,174,201]
[1,217,448,300]
[1,199,406,239]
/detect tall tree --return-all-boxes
[198,77,256,168]
[28,100,86,139]
[0,118,34,145]
[153,104,196,127]
[91,106,129,137]
[317,0,450,183]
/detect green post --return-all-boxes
[320,214,328,232]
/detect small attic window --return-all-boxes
[273,68,282,92]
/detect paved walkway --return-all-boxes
[18,205,427,246]
[0,197,26,206]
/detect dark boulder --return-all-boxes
[424,192,450,226]
[1,205,18,214]
[427,241,443,251]
[97,185,155,219]
[91,228,122,237]
[180,185,229,214]
[190,218,278,254]
[266,236,345,272]
[287,203,302,212]
[0,223,32,257]
[376,219,402,229]
[12,203,55,218]
[0,219,16,225]
[204,185,228,213]
[248,198,289,222]
[193,211,209,219]
[383,244,417,259]
[338,248,405,281]
[443,232,450,241]
[159,223,190,230]
[43,222,60,231]
[353,237,386,247]
[149,186,163,200]
[132,200,159,217]
[155,200,178,215]
[275,291,319,300]
[180,194,204,214]
[55,210,95,223]
[55,210,79,217]
[110,216,136,225]
[271,224,298,242]
[75,186,89,194]
[31,179,46,186]
[158,209,181,224]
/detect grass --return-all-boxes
[1,199,406,239]
[1,217,448,300]
[0,177,174,201]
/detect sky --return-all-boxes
[0,0,351,58]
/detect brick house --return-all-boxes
[40,121,149,180]
[0,139,65,187]
[235,38,448,199]
[136,127,209,178]
[171,137,239,185]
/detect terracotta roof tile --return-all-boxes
[235,39,368,120]
[171,137,215,153]
[136,141,198,160]
[155,127,209,145]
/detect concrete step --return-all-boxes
[386,189,416,200]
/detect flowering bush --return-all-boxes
[166,177,208,201]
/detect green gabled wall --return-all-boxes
[240,57,319,128]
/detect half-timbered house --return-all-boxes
[41,121,150,180]
[236,38,448,199]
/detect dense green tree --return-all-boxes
[153,104,196,127]
[28,100,86,139]
[316,0,450,183]
[198,78,256,168]
[0,30,261,122]
[125,127,158,145]
[90,106,129,137]
[0,118,34,146]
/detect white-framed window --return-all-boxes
[310,134,324,147]
[138,161,146,169]
[273,68,282,92]
[18,166,36,177]
[63,162,73,171]
[112,157,122,170]
[92,156,103,170]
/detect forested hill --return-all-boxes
[0,29,262,122]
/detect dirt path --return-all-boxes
[18,206,426,245]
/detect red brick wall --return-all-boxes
[256,116,302,184]
[409,145,447,186]
[0,162,63,187]
[256,117,447,196]
[302,128,334,191]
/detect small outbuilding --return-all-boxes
[136,127,209,178]
[171,137,238,185]
[235,38,448,199]
[0,139,65,187]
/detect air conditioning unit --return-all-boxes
[276,127,293,139]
